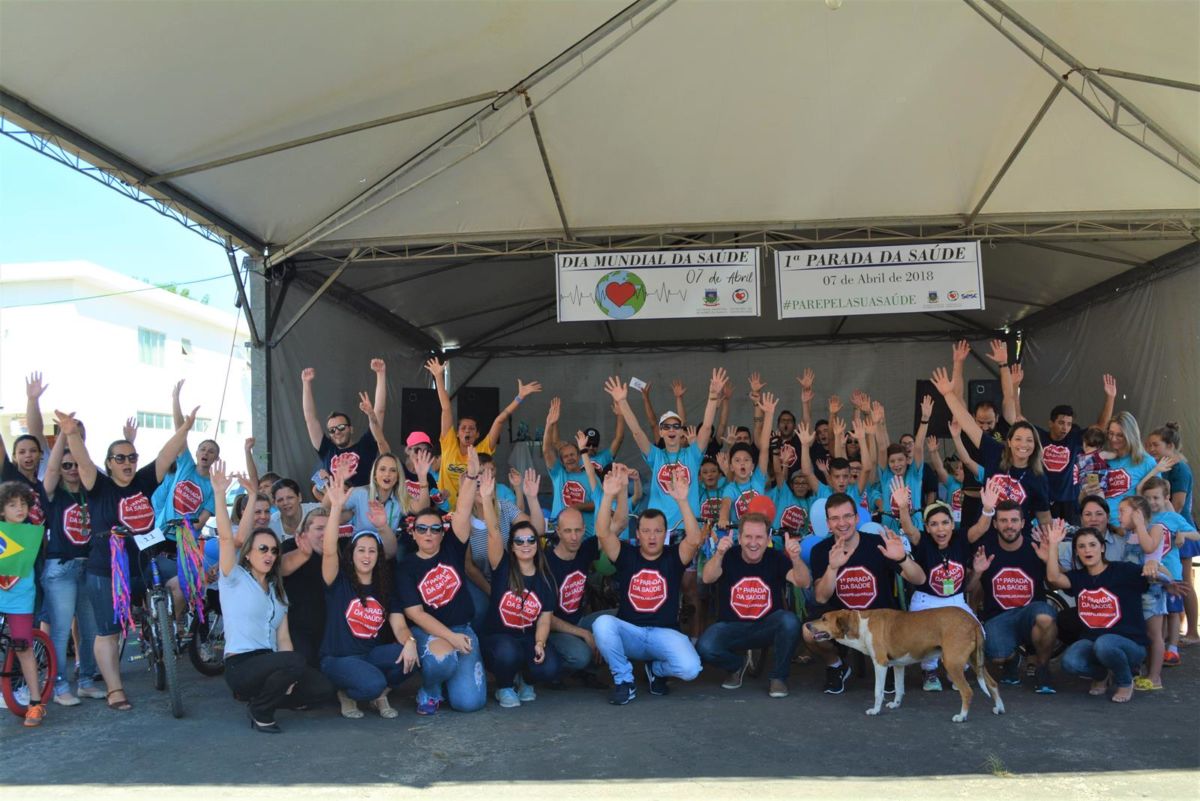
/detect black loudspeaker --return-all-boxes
[968,379,1003,415]
[913,380,952,438]
[456,387,500,440]
[400,388,442,452]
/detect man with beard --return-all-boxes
[301,359,389,488]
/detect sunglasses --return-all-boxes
[255,544,280,555]
[512,535,538,546]
[109,453,139,464]
[413,523,445,534]
[61,462,78,470]
[327,424,350,434]
[660,423,683,431]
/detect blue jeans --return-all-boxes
[320,644,414,701]
[40,558,99,689]
[983,601,1055,661]
[1061,634,1147,688]
[592,615,701,685]
[696,610,802,680]
[481,633,563,688]
[548,610,612,672]
[412,624,486,712]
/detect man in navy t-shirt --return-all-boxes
[697,512,809,698]
[801,493,926,695]
[300,360,390,488]
[592,464,706,705]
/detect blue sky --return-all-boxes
[0,135,240,312]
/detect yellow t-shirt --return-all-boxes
[438,429,495,509]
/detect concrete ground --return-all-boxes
[2,638,1198,800]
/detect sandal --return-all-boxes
[337,690,364,719]
[373,693,399,719]
[106,689,133,711]
[1111,686,1134,703]
[1088,680,1108,696]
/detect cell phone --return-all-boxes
[629,377,647,392]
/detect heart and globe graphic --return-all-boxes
[594,270,648,319]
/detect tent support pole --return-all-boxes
[226,243,262,347]
[523,92,573,240]
[454,300,560,352]
[966,83,1061,225]
[962,0,1200,183]
[1094,68,1200,93]
[146,92,504,184]
[269,248,360,347]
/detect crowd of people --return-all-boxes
[0,339,1195,730]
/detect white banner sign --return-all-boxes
[556,248,760,322]
[774,242,984,319]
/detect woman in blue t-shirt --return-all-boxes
[319,478,418,720]
[478,472,560,708]
[1044,522,1170,703]
[1101,412,1156,518]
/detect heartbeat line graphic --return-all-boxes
[559,283,688,306]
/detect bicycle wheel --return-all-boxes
[187,613,225,677]
[153,596,184,718]
[141,607,166,691]
[2,630,58,718]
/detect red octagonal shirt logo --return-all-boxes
[558,569,587,616]
[418,563,462,609]
[330,451,361,479]
[0,575,18,591]
[779,444,797,469]
[118,493,154,533]
[729,576,773,620]
[991,475,1027,505]
[991,566,1035,609]
[929,560,966,596]
[627,568,668,613]
[1042,444,1070,474]
[28,497,45,526]
[498,589,543,630]
[835,566,877,609]
[561,480,587,507]
[63,503,90,545]
[1104,469,1131,498]
[1077,587,1121,629]
[173,480,203,515]
[345,596,386,639]
[656,463,691,494]
[780,505,808,532]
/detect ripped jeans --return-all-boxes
[411,624,486,712]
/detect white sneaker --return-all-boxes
[54,692,80,706]
[76,684,106,700]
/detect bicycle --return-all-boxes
[0,613,57,717]
[186,571,225,677]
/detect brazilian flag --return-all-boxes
[0,522,43,580]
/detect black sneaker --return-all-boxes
[1034,665,1056,694]
[608,682,636,705]
[1000,655,1023,686]
[644,664,670,696]
[823,662,852,694]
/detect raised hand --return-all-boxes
[757,391,779,419]
[1044,518,1067,547]
[815,457,830,477]
[517,379,542,400]
[357,391,377,422]
[25,372,48,399]
[672,379,687,398]
[209,460,230,494]
[1157,454,1180,472]
[244,436,255,451]
[797,368,815,394]
[370,358,386,374]
[424,357,446,380]
[721,381,733,401]
[723,424,737,444]
[930,367,954,397]
[980,476,1001,510]
[797,421,815,446]
[301,367,315,383]
[546,397,561,425]
[926,435,939,453]
[877,528,907,561]
[685,425,698,443]
[367,500,388,529]
[973,546,993,574]
[986,339,1008,365]
[715,530,735,555]
[575,429,588,451]
[478,470,495,500]
[412,448,434,478]
[747,372,765,396]
[920,394,935,421]
[325,468,349,507]
[871,400,886,424]
[828,395,843,417]
[715,450,730,475]
[830,415,846,443]
[890,476,911,510]
[172,378,185,399]
[1102,373,1117,398]
[952,339,970,364]
[603,376,628,404]
[851,390,871,413]
[709,367,729,399]
[1009,363,1024,389]
[785,537,802,562]
[602,463,627,497]
[123,416,139,442]
[828,542,853,570]
[182,405,200,430]
[521,467,540,498]
[507,466,522,492]
[666,466,691,501]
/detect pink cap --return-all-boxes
[405,431,432,448]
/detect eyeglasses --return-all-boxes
[255,544,279,555]
[413,523,445,534]
[660,423,683,431]
[60,462,78,470]
[327,424,349,434]
[512,535,538,546]
[109,453,139,464]
[409,444,431,454]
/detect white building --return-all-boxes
[0,261,253,472]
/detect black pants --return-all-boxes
[224,650,333,723]
[289,625,322,669]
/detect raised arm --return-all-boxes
[450,447,479,544]
[171,379,186,430]
[242,437,261,491]
[798,422,820,490]
[983,340,1019,426]
[748,373,766,439]
[701,531,734,584]
[671,379,688,426]
[871,400,890,458]
[25,372,49,453]
[754,392,778,476]
[696,368,727,453]
[1042,520,1071,590]
[831,415,847,460]
[357,391,391,454]
[880,528,926,586]
[796,369,815,427]
[608,401,626,456]
[300,368,323,450]
[892,479,920,545]
[54,411,96,490]
[521,468,546,535]
[670,470,706,565]
[858,417,877,493]
[595,464,627,562]
[543,398,561,469]
[424,357,453,439]
[1098,374,1117,428]
[43,429,67,495]
[948,420,983,480]
[967,479,1000,543]
[605,377,651,456]
[210,462,237,577]
[926,437,949,484]
[321,472,349,585]
[640,381,658,436]
[156,407,198,482]
[479,471,504,571]
[912,395,933,469]
[950,339,969,405]
[931,367,983,448]
[369,358,387,425]
[485,378,542,450]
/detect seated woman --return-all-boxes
[477,470,561,708]
[212,463,332,732]
[320,474,418,719]
[1043,520,1169,703]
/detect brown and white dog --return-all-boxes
[805,607,1004,722]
